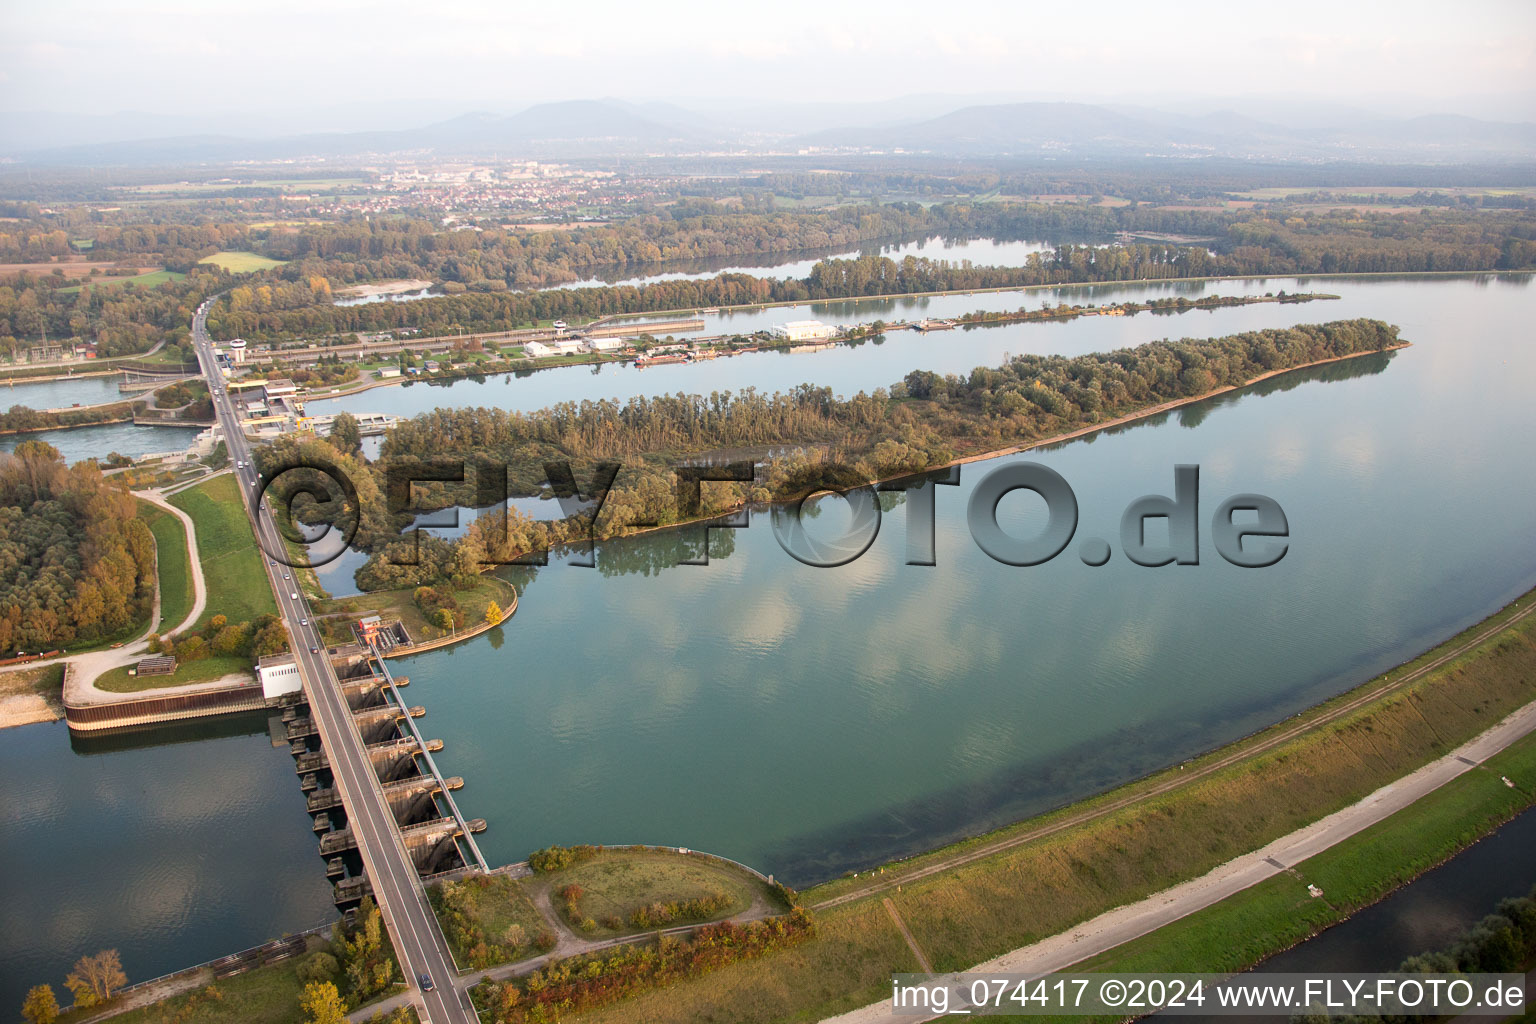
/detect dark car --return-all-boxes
[418,973,434,992]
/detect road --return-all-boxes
[191,301,476,1024]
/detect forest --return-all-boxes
[3,198,1532,356]
[285,318,1402,590]
[203,203,1536,342]
[0,441,156,654]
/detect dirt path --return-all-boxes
[137,488,208,636]
[823,695,1536,1023]
[814,596,1535,912]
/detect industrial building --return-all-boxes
[770,320,835,342]
[257,654,303,699]
[523,339,586,359]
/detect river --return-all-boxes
[0,714,334,1012]
[356,274,1536,883]
[549,234,1056,290]
[4,272,1533,1002]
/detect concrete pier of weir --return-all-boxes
[289,642,487,899]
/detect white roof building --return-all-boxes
[585,337,625,352]
[525,339,585,358]
[257,653,302,699]
[770,320,834,342]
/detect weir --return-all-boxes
[290,641,486,899]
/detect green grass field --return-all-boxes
[543,849,766,939]
[58,269,185,294]
[168,473,278,628]
[95,654,254,693]
[566,592,1536,1024]
[198,250,287,273]
[138,501,194,633]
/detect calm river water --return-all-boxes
[370,274,1536,883]
[3,272,1534,1004]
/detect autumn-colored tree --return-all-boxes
[299,981,348,1024]
[21,984,59,1024]
[64,949,126,1008]
[483,601,502,626]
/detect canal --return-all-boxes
[0,421,203,463]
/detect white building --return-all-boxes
[524,339,585,359]
[263,378,298,401]
[227,338,247,364]
[257,654,302,699]
[770,320,834,342]
[378,366,400,379]
[585,337,625,353]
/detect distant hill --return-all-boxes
[798,102,1536,162]
[6,97,1532,165]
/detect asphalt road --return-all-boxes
[192,303,475,1024]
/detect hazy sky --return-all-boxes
[2,0,1533,126]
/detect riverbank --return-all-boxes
[560,584,1536,1024]
[0,663,65,728]
[296,288,1352,410]
[558,268,1533,325]
[421,338,1413,566]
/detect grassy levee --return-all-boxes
[1016,732,1536,1024]
[167,473,278,630]
[52,958,316,1024]
[137,501,193,634]
[564,590,1536,1024]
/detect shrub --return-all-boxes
[296,951,339,985]
[527,844,599,873]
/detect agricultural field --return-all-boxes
[57,269,184,293]
[198,250,287,273]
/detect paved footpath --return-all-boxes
[822,698,1536,1024]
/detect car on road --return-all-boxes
[310,646,319,654]
[419,974,435,992]
[283,572,290,580]
[300,618,308,626]
[290,592,299,600]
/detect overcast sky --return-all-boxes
[2,0,1533,130]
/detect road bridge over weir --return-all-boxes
[192,298,483,1024]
